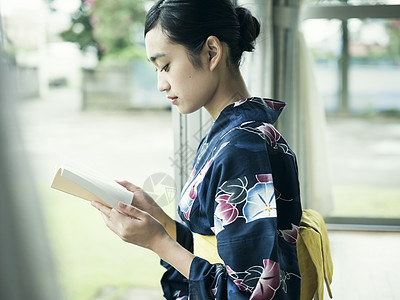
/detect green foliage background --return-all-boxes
[60,0,147,62]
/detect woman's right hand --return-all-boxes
[116,180,176,239]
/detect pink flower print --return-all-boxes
[256,174,273,183]
[256,123,281,149]
[180,143,229,221]
[189,181,198,200]
[263,99,286,111]
[250,259,281,300]
[189,158,214,201]
[215,194,239,226]
[233,279,250,292]
[181,167,196,196]
[180,159,213,220]
[279,224,300,244]
[226,265,256,293]
[225,265,255,293]
[180,177,200,221]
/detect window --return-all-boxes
[302,3,400,224]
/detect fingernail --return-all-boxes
[118,202,127,209]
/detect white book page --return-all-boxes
[51,164,133,209]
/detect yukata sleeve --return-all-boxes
[188,133,301,299]
[160,221,193,300]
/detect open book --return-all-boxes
[51,164,133,209]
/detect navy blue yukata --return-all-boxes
[161,97,302,299]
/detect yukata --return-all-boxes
[161,97,302,300]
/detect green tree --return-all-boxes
[60,0,103,59]
[385,20,400,65]
[92,0,147,61]
[60,0,147,62]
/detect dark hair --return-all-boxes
[144,0,260,68]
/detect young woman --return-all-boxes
[91,0,302,299]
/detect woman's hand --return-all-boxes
[91,200,194,278]
[116,180,176,239]
[116,180,161,217]
[91,201,168,251]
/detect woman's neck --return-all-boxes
[204,71,250,121]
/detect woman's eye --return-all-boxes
[161,64,169,72]
[154,64,170,73]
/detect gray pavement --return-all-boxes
[326,115,400,187]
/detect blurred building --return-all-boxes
[2,0,84,99]
[2,0,47,98]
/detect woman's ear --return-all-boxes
[204,36,223,72]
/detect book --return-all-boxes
[51,164,133,210]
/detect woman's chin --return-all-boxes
[176,105,200,115]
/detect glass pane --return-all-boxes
[302,19,342,112]
[305,0,400,4]
[348,18,400,114]
[303,18,400,219]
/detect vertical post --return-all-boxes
[339,19,350,114]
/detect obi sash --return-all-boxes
[193,233,224,264]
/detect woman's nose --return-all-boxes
[157,72,170,92]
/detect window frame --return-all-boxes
[302,3,400,229]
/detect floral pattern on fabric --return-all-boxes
[279,224,300,244]
[263,98,286,111]
[215,194,239,227]
[256,123,281,149]
[226,264,264,293]
[226,259,282,300]
[243,181,277,223]
[239,122,281,150]
[250,259,281,300]
[180,142,229,221]
[162,98,302,300]
[213,175,278,234]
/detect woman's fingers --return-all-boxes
[115,180,139,205]
[91,201,112,217]
[101,212,110,223]
[116,180,139,191]
[91,201,144,221]
[118,202,145,220]
[92,200,166,249]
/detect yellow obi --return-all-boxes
[193,233,224,264]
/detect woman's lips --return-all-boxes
[168,96,178,105]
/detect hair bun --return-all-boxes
[235,7,260,52]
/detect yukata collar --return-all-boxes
[206,97,286,142]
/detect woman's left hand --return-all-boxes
[91,201,168,251]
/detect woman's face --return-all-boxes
[145,25,219,114]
